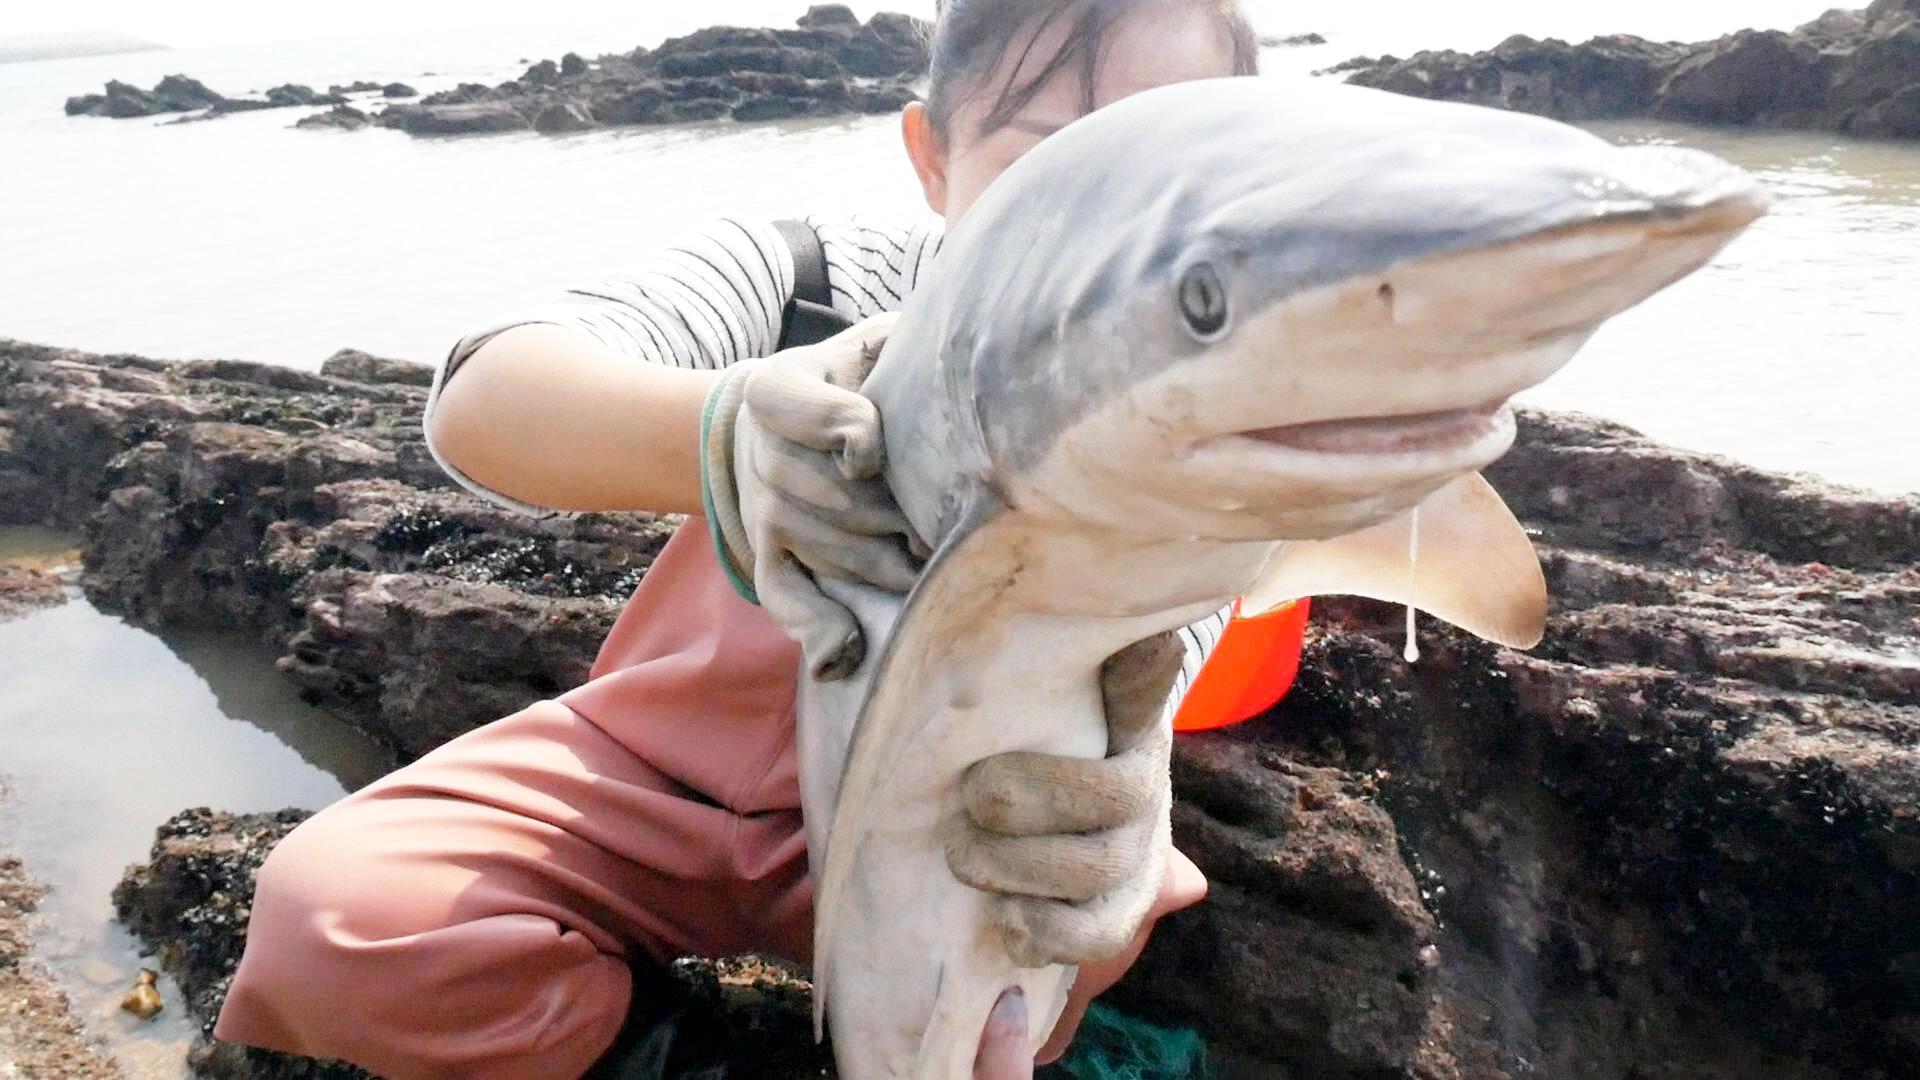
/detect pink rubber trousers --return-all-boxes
[215,521,812,1079]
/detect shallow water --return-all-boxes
[0,2,1915,493]
[0,531,396,1078]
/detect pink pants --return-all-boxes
[215,522,814,1079]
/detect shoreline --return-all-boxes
[0,569,122,1080]
[0,850,122,1080]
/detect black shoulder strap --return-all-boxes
[773,218,856,350]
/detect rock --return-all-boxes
[378,100,532,135]
[797,4,860,30]
[417,81,496,106]
[318,348,434,387]
[1261,31,1328,47]
[532,99,597,133]
[835,12,931,77]
[153,74,225,111]
[1657,29,1831,124]
[654,45,845,80]
[0,564,64,621]
[308,11,936,140]
[381,82,417,98]
[1344,34,1690,121]
[209,97,278,115]
[327,80,383,95]
[10,334,1920,1075]
[294,104,370,131]
[1339,2,1920,138]
[264,83,346,108]
[1,338,671,758]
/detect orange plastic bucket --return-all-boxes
[1172,597,1311,733]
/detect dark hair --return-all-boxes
[927,0,1260,140]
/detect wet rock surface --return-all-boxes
[1339,0,1920,138]
[6,338,1917,1077]
[64,9,928,136]
[0,338,675,760]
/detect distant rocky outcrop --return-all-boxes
[1260,31,1328,47]
[5,335,1917,1077]
[375,7,928,136]
[1338,0,1920,138]
[64,7,929,135]
[63,74,347,120]
[293,105,371,131]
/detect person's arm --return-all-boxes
[430,326,715,514]
[424,217,795,516]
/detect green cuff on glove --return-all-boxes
[699,363,762,606]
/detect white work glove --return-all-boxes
[945,631,1183,968]
[701,314,926,680]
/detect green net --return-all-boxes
[1050,1003,1211,1080]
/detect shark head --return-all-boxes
[872,77,1767,566]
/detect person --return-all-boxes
[213,2,1262,1077]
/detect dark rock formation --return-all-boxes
[318,347,434,387]
[375,10,929,137]
[0,339,675,759]
[263,83,346,108]
[65,74,225,118]
[65,73,348,121]
[1261,31,1328,47]
[67,11,928,134]
[380,99,532,135]
[6,336,1917,1076]
[1341,1,1920,138]
[294,105,370,131]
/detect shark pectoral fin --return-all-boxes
[1242,472,1548,649]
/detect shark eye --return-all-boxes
[1178,263,1230,340]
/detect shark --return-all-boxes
[784,76,1769,1078]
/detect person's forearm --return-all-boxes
[428,324,718,515]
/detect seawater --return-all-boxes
[0,2,1915,492]
[0,531,395,1078]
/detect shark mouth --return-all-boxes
[1239,401,1513,457]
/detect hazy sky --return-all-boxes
[5,0,1837,49]
[4,1,935,47]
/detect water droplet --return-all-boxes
[1404,507,1420,664]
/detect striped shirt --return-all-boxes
[427,214,1231,706]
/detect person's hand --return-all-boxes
[1036,849,1207,1064]
[970,853,1210,1076]
[972,989,1034,1080]
[700,313,924,680]
[946,631,1186,968]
